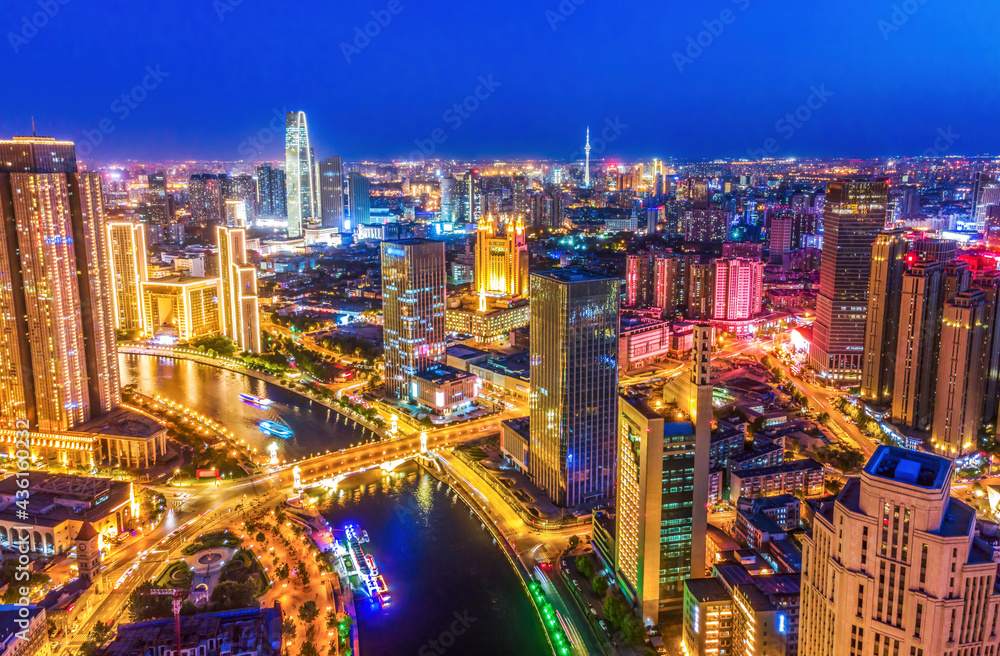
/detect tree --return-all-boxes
[209,580,259,611]
[567,535,581,550]
[826,479,844,495]
[282,618,297,640]
[256,531,265,543]
[88,621,114,645]
[300,641,320,656]
[575,555,594,579]
[326,608,339,630]
[592,574,609,597]
[298,600,320,623]
[276,563,290,580]
[816,412,830,426]
[620,613,645,645]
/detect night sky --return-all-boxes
[3,0,998,162]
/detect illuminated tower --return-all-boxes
[584,127,591,188]
[861,229,909,404]
[475,214,529,297]
[689,324,712,581]
[381,239,447,402]
[108,222,149,332]
[0,136,120,432]
[319,156,345,231]
[285,111,314,238]
[216,226,261,353]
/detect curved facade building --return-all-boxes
[285,110,315,238]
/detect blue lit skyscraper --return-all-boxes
[319,156,344,231]
[348,172,371,227]
[285,111,315,238]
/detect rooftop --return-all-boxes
[75,407,165,439]
[863,445,951,490]
[531,268,618,283]
[414,364,476,385]
[684,577,731,604]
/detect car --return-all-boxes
[599,620,608,632]
[589,607,597,616]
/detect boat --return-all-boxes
[239,393,272,407]
[259,421,292,439]
[344,524,389,605]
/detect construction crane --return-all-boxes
[150,588,184,655]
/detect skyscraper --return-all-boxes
[626,254,654,307]
[460,169,480,222]
[615,325,711,620]
[108,222,148,332]
[712,258,764,321]
[973,271,1000,422]
[475,214,529,297]
[188,174,223,223]
[860,229,909,404]
[440,175,457,224]
[972,172,1000,231]
[255,164,287,218]
[512,175,528,219]
[319,156,344,231]
[809,178,888,381]
[0,136,120,432]
[381,240,446,402]
[529,270,620,507]
[285,111,314,238]
[799,445,1000,656]
[347,172,371,227]
[216,226,261,354]
[931,289,988,458]
[891,262,945,431]
[654,254,683,314]
[148,171,169,223]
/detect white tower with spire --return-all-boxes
[584,126,591,188]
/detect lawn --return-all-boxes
[181,530,243,556]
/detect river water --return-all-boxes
[119,353,549,655]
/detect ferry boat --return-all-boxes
[239,393,272,407]
[345,524,390,605]
[259,421,292,439]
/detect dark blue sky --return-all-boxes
[3,0,997,162]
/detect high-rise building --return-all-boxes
[285,111,315,238]
[347,172,371,227]
[529,270,620,507]
[972,172,1000,231]
[148,171,169,223]
[799,445,1000,656]
[973,271,1000,422]
[810,178,888,381]
[931,289,988,458]
[512,175,528,219]
[255,164,286,218]
[712,258,764,321]
[683,209,729,242]
[188,174,223,223]
[891,262,945,430]
[108,222,148,332]
[475,215,529,297]
[860,230,909,404]
[615,325,711,620]
[381,240,446,402]
[223,174,257,219]
[626,254,654,307]
[460,169,481,222]
[687,258,716,321]
[440,175,457,224]
[654,254,682,314]
[141,277,221,341]
[0,136,120,432]
[319,156,344,231]
[216,226,261,354]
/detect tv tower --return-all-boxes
[584,126,591,188]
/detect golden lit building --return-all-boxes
[141,277,222,342]
[0,136,120,432]
[108,222,149,332]
[475,214,528,297]
[217,226,261,353]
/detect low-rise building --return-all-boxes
[730,459,824,500]
[411,365,478,416]
[500,417,530,473]
[0,606,47,656]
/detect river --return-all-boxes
[119,353,550,655]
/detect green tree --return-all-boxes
[282,618,297,640]
[256,531,265,543]
[816,412,830,425]
[592,574,609,597]
[620,613,645,645]
[88,620,114,645]
[326,609,339,630]
[568,535,581,549]
[300,641,320,656]
[298,600,320,623]
[575,555,594,579]
[209,580,258,611]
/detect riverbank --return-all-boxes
[119,346,386,437]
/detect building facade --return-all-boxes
[529,270,620,507]
[285,110,315,238]
[0,136,120,432]
[381,240,447,402]
[810,178,888,381]
[216,226,261,353]
[860,229,909,405]
[318,156,344,230]
[475,214,529,297]
[108,222,148,332]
